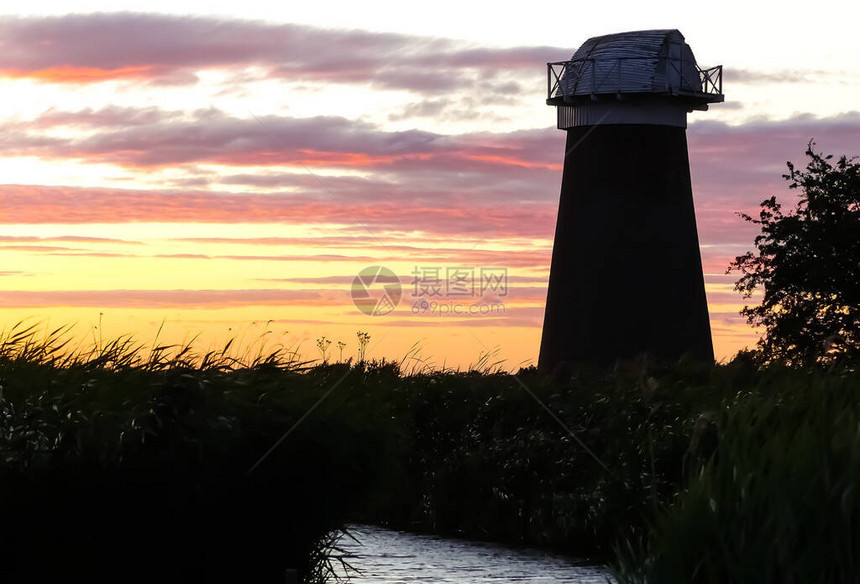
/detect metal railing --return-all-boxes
[547,58,723,102]
[698,65,722,96]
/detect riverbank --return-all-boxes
[0,325,392,583]
[1,323,858,582]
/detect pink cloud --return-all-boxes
[0,288,347,308]
[0,13,556,93]
[0,234,142,245]
[0,184,559,240]
[0,111,856,274]
[0,108,562,179]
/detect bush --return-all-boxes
[613,364,860,583]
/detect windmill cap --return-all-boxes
[549,29,723,104]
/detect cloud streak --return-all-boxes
[0,288,344,308]
[0,13,554,93]
[3,112,857,252]
[0,107,561,176]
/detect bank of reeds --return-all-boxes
[360,355,730,554]
[1,321,858,582]
[611,363,860,583]
[0,322,391,583]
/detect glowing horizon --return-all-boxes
[1,10,858,368]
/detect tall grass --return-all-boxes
[2,320,858,582]
[354,355,727,554]
[0,321,385,584]
[612,364,860,583]
[0,319,307,372]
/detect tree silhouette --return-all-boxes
[728,141,860,364]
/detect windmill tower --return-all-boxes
[538,29,723,371]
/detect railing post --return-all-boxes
[546,63,552,99]
[558,64,564,98]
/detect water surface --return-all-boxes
[330,524,613,583]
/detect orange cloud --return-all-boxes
[0,65,153,83]
[459,153,563,171]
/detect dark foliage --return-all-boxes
[3,322,860,583]
[613,362,860,584]
[0,349,389,584]
[728,141,860,364]
[358,358,728,557]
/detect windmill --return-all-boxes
[539,30,723,371]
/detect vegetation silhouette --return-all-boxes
[729,141,860,364]
[0,322,384,583]
[1,322,859,583]
[611,361,860,583]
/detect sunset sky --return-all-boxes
[1,2,859,368]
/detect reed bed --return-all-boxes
[611,364,860,583]
[0,321,385,583]
[0,321,857,582]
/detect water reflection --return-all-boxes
[329,524,613,583]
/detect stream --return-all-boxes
[327,524,613,583]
